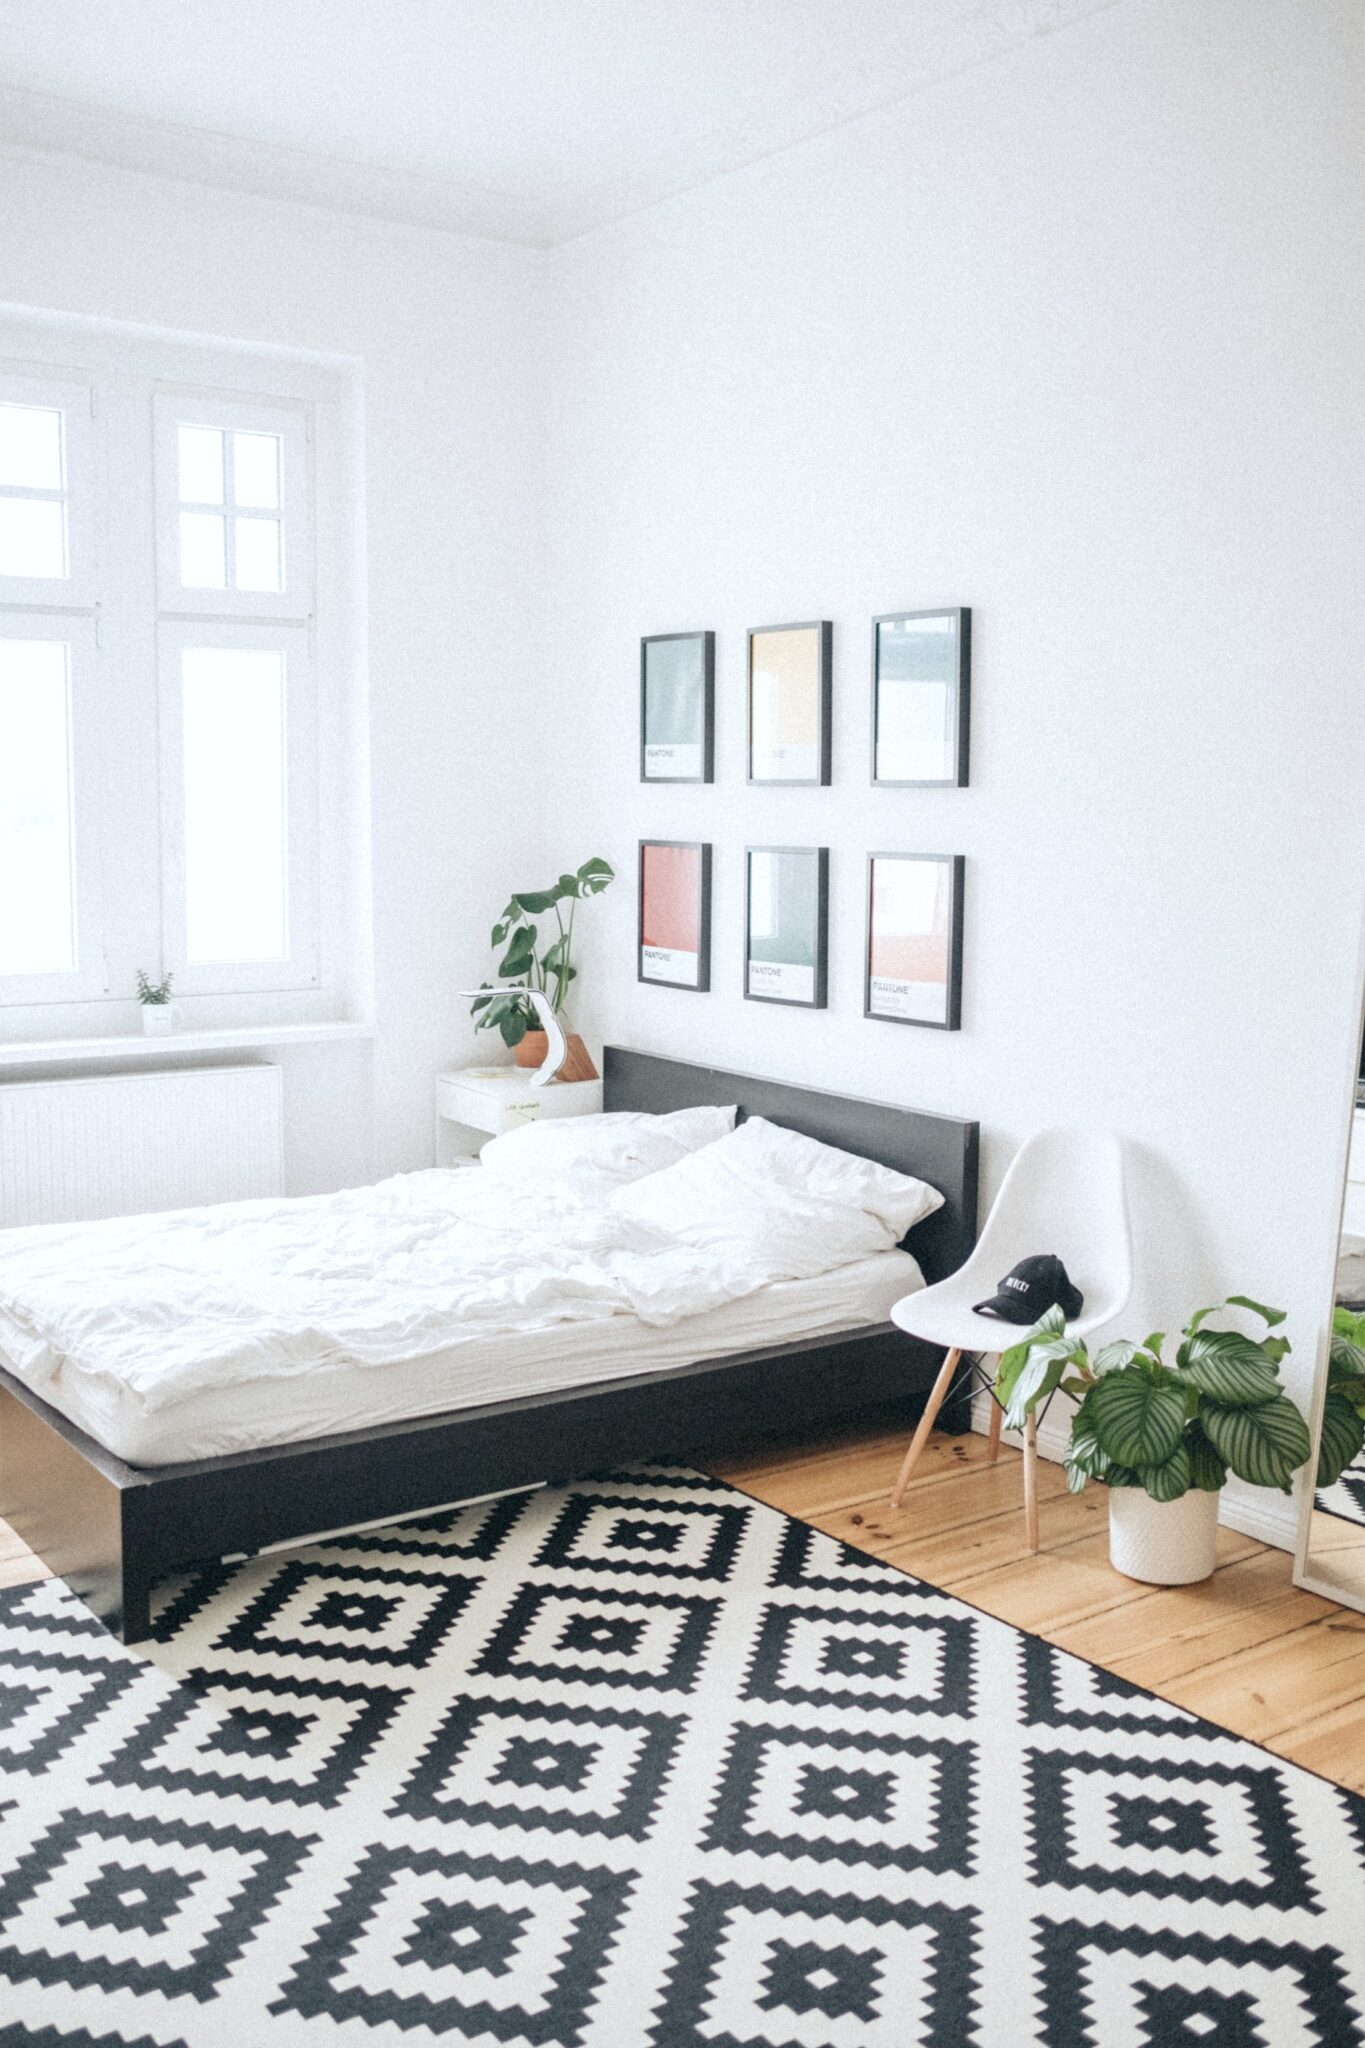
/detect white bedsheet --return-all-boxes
[0,1162,926,1466]
[20,1249,922,1467]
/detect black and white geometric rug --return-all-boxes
[1316,1444,1365,1528]
[0,1463,1362,2047]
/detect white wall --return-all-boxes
[539,0,1365,1542]
[0,145,547,1186]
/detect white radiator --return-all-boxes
[0,1065,284,1227]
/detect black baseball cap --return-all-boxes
[974,1254,1083,1326]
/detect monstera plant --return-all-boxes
[469,856,614,1048]
[1316,1306,1365,1489]
[996,1295,1311,1503]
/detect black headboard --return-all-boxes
[602,1046,978,1287]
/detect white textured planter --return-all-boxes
[141,1005,177,1037]
[1108,1486,1220,1585]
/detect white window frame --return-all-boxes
[157,619,320,997]
[0,612,108,1005]
[0,371,98,612]
[153,393,312,623]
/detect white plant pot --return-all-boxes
[141,1005,177,1037]
[1108,1485,1220,1586]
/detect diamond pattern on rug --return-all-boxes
[533,1488,749,1582]
[0,1463,1361,2046]
[396,1693,685,1840]
[1315,1445,1365,1528]
[271,1839,634,2038]
[101,1663,408,1812]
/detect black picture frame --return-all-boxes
[864,852,964,1031]
[747,620,832,786]
[638,839,712,992]
[870,607,971,788]
[744,846,829,1010]
[640,631,715,784]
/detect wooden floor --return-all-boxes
[2,1418,1363,1794]
[706,1417,1365,1796]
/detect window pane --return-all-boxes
[232,430,280,509]
[0,639,75,975]
[0,404,64,491]
[182,647,287,962]
[179,509,226,588]
[178,424,224,504]
[234,515,282,592]
[0,496,67,579]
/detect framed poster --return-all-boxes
[865,853,963,1030]
[638,839,711,991]
[747,620,832,785]
[640,631,714,783]
[871,608,970,787]
[745,845,829,1009]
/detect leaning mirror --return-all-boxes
[1295,988,1365,1614]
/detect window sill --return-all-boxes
[0,1021,375,1070]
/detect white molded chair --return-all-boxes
[888,1128,1132,1550]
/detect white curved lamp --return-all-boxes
[455,987,568,1086]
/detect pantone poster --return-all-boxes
[748,623,828,783]
[874,612,959,784]
[867,854,960,1029]
[746,846,827,1007]
[640,840,710,989]
[642,633,711,781]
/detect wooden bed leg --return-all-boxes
[889,1348,962,1509]
[1024,1413,1040,1553]
[986,1391,1003,1464]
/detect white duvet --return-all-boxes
[0,1157,902,1416]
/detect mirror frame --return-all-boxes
[1293,915,1365,1614]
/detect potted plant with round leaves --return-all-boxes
[995,1296,1311,1584]
[1314,1305,1365,1493]
[468,856,614,1079]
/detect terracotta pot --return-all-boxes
[514,1030,548,1069]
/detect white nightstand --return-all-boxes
[435,1065,604,1165]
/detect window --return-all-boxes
[0,321,349,1023]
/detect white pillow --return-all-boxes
[479,1104,736,1188]
[714,1116,945,1236]
[609,1116,943,1268]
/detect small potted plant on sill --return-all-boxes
[468,856,614,1081]
[996,1295,1311,1585]
[136,969,177,1036]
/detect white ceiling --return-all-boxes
[0,0,1121,247]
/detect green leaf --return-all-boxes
[577,856,614,895]
[490,920,510,947]
[498,1009,528,1048]
[1002,1343,1074,1432]
[1202,1394,1311,1492]
[1135,1442,1192,1502]
[1330,1374,1365,1411]
[1187,1424,1229,1493]
[1317,1390,1365,1490]
[1179,1329,1283,1407]
[1225,1294,1287,1328]
[1091,1340,1136,1377]
[1065,1462,1089,1495]
[1261,1336,1291,1365]
[512,888,561,915]
[1089,1368,1187,1469]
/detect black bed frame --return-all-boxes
[0,1047,979,1642]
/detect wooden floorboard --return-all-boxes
[0,1416,1361,1793]
[705,1417,1365,1797]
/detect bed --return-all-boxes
[0,1047,979,1641]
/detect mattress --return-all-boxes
[12,1247,923,1468]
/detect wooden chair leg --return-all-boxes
[986,1391,1003,1464]
[1024,1412,1040,1553]
[889,1348,962,1509]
